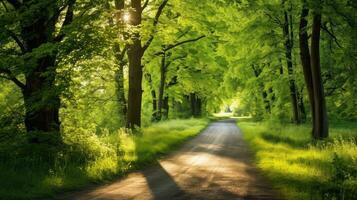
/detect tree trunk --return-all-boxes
[162,96,169,119]
[283,8,301,124]
[189,93,202,117]
[19,2,63,144]
[126,0,168,128]
[190,93,196,117]
[23,55,61,144]
[196,97,202,117]
[157,52,167,121]
[310,13,329,139]
[115,60,127,122]
[127,45,143,128]
[126,0,143,128]
[299,6,316,134]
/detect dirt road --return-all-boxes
[61,119,283,200]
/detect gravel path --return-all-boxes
[61,119,283,200]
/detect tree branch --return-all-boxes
[142,0,169,51]
[167,75,177,88]
[154,35,205,56]
[176,29,190,40]
[142,0,150,11]
[119,45,128,60]
[321,24,343,48]
[54,0,76,42]
[1,0,9,12]
[0,68,25,89]
[152,0,168,27]
[164,35,205,51]
[114,44,128,62]
[48,3,69,32]
[62,0,75,26]
[5,29,26,53]
[264,11,282,26]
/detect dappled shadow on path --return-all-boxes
[142,161,187,200]
[139,120,284,200]
[59,119,283,200]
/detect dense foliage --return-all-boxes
[0,0,356,199]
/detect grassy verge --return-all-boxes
[238,121,357,200]
[0,118,208,200]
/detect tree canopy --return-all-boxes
[1,0,356,142]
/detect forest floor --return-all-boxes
[59,119,283,200]
[239,120,357,200]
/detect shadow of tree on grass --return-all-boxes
[261,132,309,149]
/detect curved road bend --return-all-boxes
[61,119,283,200]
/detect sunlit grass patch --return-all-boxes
[0,118,208,200]
[239,121,357,200]
[123,118,208,166]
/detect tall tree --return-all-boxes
[154,35,205,121]
[299,5,316,133]
[298,1,328,139]
[310,10,328,138]
[126,0,168,128]
[282,0,301,124]
[0,0,75,144]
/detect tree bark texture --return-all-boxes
[299,5,329,139]
[299,7,316,132]
[126,0,143,128]
[310,13,329,139]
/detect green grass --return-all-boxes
[238,120,357,200]
[0,118,208,200]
